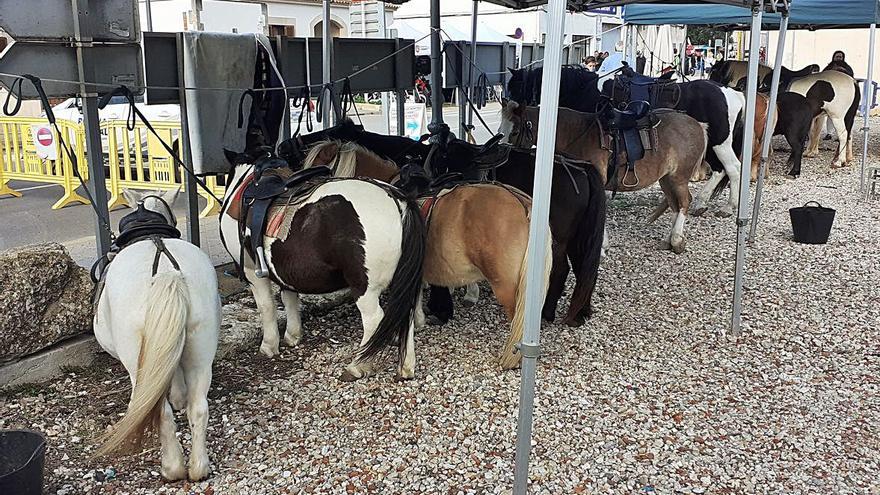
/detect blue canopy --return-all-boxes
[624,0,880,28]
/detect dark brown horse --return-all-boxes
[303,140,552,369]
[499,101,707,254]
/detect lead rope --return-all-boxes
[3,74,116,241]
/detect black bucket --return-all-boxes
[0,430,46,495]
[789,201,836,244]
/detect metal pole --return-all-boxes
[428,0,444,130]
[628,25,637,67]
[321,0,332,127]
[72,0,112,257]
[861,23,877,195]
[750,13,788,241]
[680,25,688,77]
[731,4,764,336]
[394,38,406,137]
[378,1,391,135]
[361,0,367,37]
[458,44,468,138]
[145,0,154,31]
[512,0,565,491]
[176,33,200,246]
[723,29,729,62]
[467,0,478,129]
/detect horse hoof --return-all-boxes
[395,370,415,381]
[161,463,187,482]
[715,208,733,219]
[188,456,210,481]
[671,240,686,254]
[462,299,477,308]
[282,333,302,347]
[804,151,819,158]
[660,240,672,251]
[564,315,586,327]
[425,314,447,326]
[259,342,279,358]
[339,369,361,382]
[692,206,708,217]
[541,313,555,323]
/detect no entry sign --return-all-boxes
[30,125,57,160]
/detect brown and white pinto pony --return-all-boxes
[219,150,426,381]
[498,101,707,254]
[302,140,552,369]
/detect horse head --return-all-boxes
[498,99,535,148]
[506,67,526,103]
[120,187,180,228]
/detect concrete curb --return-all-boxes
[0,334,101,390]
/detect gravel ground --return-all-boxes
[2,122,879,494]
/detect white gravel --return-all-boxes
[2,121,879,494]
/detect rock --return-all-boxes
[0,243,93,362]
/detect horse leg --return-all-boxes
[281,290,303,346]
[713,143,741,217]
[342,288,383,381]
[426,285,453,325]
[168,367,187,411]
[829,115,849,168]
[601,226,610,258]
[245,271,281,358]
[399,318,416,380]
[805,114,826,158]
[667,179,690,254]
[692,170,725,216]
[542,243,569,323]
[183,350,212,481]
[159,398,187,481]
[463,283,480,307]
[414,287,426,330]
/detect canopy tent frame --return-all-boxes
[320,0,782,491]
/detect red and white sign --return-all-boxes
[30,125,57,160]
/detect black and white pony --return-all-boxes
[219,150,426,381]
[712,60,860,169]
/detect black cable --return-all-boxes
[3,74,115,239]
[98,85,223,203]
[340,78,363,126]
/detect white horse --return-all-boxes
[93,188,221,481]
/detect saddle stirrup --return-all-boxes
[255,246,270,278]
[622,165,640,188]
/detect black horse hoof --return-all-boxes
[425,314,448,326]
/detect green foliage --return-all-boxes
[688,27,730,46]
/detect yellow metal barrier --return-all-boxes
[103,120,225,217]
[0,117,89,209]
[0,116,226,217]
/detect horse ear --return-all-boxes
[223,148,241,165]
[162,186,182,207]
[122,188,140,207]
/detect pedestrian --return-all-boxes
[824,50,854,77]
[584,56,599,72]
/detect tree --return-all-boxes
[687,26,730,47]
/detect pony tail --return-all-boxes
[500,209,552,370]
[94,272,189,457]
[358,198,426,366]
[562,165,607,325]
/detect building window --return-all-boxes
[269,25,295,37]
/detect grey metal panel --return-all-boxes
[0,42,144,98]
[143,32,179,104]
[0,0,140,42]
[279,38,323,94]
[444,41,510,87]
[332,38,414,92]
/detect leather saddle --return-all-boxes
[603,100,661,187]
[240,158,332,278]
[115,203,181,249]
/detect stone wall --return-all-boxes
[0,243,93,363]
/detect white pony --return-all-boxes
[93,188,221,481]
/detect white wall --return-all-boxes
[265,2,351,37]
[768,28,880,80]
[201,0,267,33]
[139,0,191,32]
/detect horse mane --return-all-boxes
[303,139,390,178]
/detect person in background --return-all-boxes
[824,50,854,77]
[584,56,599,72]
[636,51,647,75]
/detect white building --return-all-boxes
[139,0,362,37]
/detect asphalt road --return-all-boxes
[0,103,504,267]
